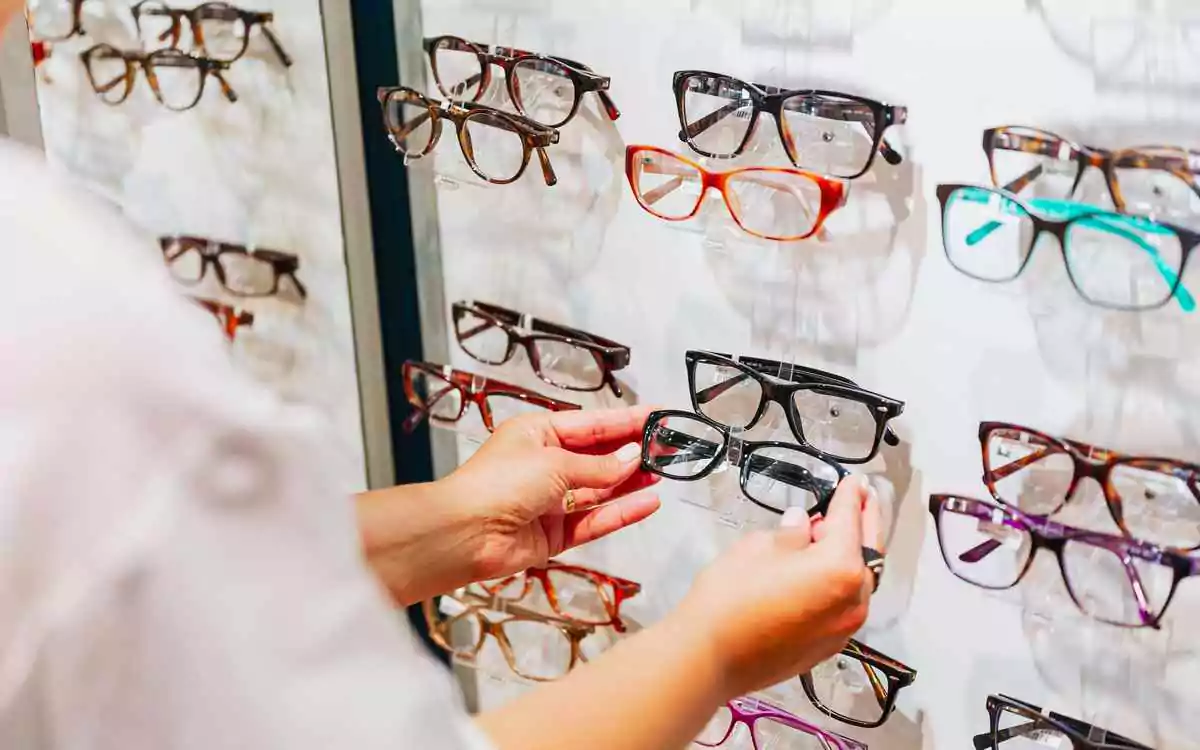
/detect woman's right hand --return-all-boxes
[670,475,883,702]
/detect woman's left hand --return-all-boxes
[357,406,661,606]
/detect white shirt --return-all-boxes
[0,140,490,750]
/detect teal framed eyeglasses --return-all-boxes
[937,183,1197,313]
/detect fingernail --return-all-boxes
[780,507,809,528]
[615,442,641,464]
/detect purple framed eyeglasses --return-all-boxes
[694,695,868,750]
[929,494,1199,629]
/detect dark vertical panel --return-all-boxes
[347,0,441,652]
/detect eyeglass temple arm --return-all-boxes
[960,191,1196,313]
[972,720,1048,750]
[213,69,239,103]
[536,146,558,186]
[258,24,293,67]
[839,642,892,709]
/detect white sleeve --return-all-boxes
[0,143,491,750]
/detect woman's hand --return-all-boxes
[669,475,884,700]
[357,406,661,606]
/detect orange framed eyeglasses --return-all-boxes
[625,145,848,242]
[471,560,641,632]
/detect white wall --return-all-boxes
[33,0,368,492]
[413,1,1200,748]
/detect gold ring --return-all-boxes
[563,489,576,514]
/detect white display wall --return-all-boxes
[408,1,1200,749]
[31,0,368,491]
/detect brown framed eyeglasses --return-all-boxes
[191,296,254,340]
[983,125,1200,218]
[402,361,580,435]
[131,1,292,67]
[469,560,642,632]
[423,589,592,682]
[80,43,237,111]
[452,300,631,397]
[161,235,306,299]
[980,421,1200,551]
[626,145,848,241]
[422,35,619,129]
[376,86,560,186]
[27,0,85,42]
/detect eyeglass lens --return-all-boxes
[644,413,725,479]
[408,368,464,422]
[679,73,755,157]
[809,651,890,725]
[779,93,877,178]
[995,706,1071,750]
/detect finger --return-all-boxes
[545,405,659,450]
[570,470,661,511]
[775,506,813,550]
[556,442,643,491]
[815,474,867,555]
[563,492,661,549]
[861,479,885,554]
[810,514,827,543]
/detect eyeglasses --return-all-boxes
[422,35,619,129]
[686,350,904,464]
[469,560,641,632]
[422,589,592,682]
[983,125,1200,219]
[929,494,1199,629]
[191,296,254,340]
[641,408,848,516]
[625,145,847,241]
[937,183,1198,312]
[452,300,630,397]
[80,44,237,111]
[800,639,916,728]
[980,422,1200,551]
[161,235,306,298]
[672,70,907,179]
[402,361,581,435]
[695,695,867,750]
[131,1,293,67]
[973,694,1153,750]
[377,86,560,186]
[27,0,85,41]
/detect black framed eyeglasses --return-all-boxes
[160,235,307,299]
[423,35,619,129]
[974,694,1153,750]
[641,408,849,517]
[686,350,904,464]
[452,300,630,397]
[672,70,907,179]
[801,639,917,728]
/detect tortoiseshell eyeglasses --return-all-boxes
[131,1,293,67]
[929,493,1199,629]
[983,125,1200,219]
[377,86,560,186]
[625,145,847,242]
[423,589,593,682]
[27,0,85,41]
[191,296,254,340]
[402,361,580,435]
[470,560,641,632]
[801,639,917,728]
[452,300,630,396]
[161,235,306,299]
[979,422,1200,551]
[423,35,619,128]
[81,44,237,111]
[673,70,907,179]
[974,694,1154,750]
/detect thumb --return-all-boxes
[815,474,868,556]
[555,442,642,490]
[775,506,813,550]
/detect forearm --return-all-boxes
[356,480,480,606]
[476,614,726,750]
